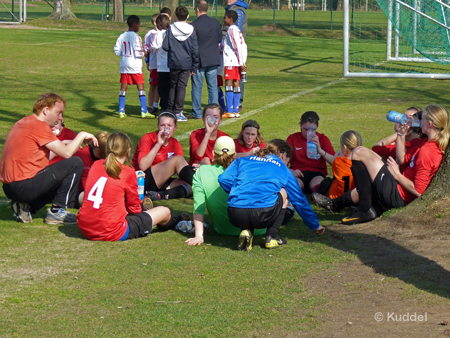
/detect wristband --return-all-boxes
[321,151,327,157]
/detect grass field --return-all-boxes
[1,8,450,337]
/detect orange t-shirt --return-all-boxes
[0,115,57,184]
[329,156,354,199]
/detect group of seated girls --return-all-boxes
[54,103,449,250]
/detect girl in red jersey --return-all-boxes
[314,104,450,225]
[234,119,266,158]
[132,112,195,201]
[286,111,335,193]
[77,132,185,241]
[372,107,424,160]
[189,103,229,168]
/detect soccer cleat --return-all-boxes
[222,112,235,118]
[141,112,156,119]
[119,112,127,118]
[234,112,240,118]
[265,235,287,249]
[146,191,162,201]
[341,207,377,225]
[311,192,338,213]
[152,107,159,115]
[142,197,153,211]
[237,230,253,252]
[11,201,33,223]
[176,112,188,122]
[45,208,77,225]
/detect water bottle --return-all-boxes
[137,170,145,201]
[241,72,247,83]
[386,111,421,127]
[207,115,216,127]
[306,126,319,159]
[163,127,171,136]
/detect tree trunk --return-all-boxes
[162,0,178,23]
[49,0,76,20]
[113,0,124,22]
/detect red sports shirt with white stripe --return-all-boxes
[222,24,247,67]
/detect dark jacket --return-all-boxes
[191,14,222,68]
[162,22,199,73]
[222,0,249,38]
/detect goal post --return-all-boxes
[343,0,450,78]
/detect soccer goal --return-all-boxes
[343,0,450,78]
[0,0,27,23]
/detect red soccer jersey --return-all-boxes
[73,146,96,192]
[132,132,184,170]
[372,137,424,159]
[233,139,266,154]
[398,141,442,204]
[49,126,77,165]
[77,160,142,242]
[0,115,57,184]
[189,129,229,165]
[286,132,335,176]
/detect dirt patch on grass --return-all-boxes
[301,200,450,337]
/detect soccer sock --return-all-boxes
[311,184,320,193]
[218,88,226,111]
[350,160,373,213]
[233,87,241,114]
[139,90,147,113]
[119,91,126,113]
[158,184,190,200]
[158,215,177,231]
[225,86,234,113]
[332,190,354,211]
[178,165,195,186]
[266,209,286,238]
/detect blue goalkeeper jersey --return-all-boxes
[218,154,320,230]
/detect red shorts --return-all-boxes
[217,75,223,87]
[224,66,240,81]
[149,69,158,85]
[120,73,144,85]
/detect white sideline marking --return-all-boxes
[176,78,345,141]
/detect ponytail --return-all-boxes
[423,104,450,153]
[255,139,292,158]
[104,132,132,179]
[213,152,234,169]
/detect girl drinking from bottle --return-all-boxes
[132,112,195,201]
[77,132,184,241]
[234,119,266,158]
[286,111,335,193]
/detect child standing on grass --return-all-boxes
[221,10,247,119]
[114,15,153,119]
[144,13,160,115]
[77,132,189,241]
[162,6,199,122]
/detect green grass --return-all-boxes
[0,11,450,337]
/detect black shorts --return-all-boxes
[372,164,407,209]
[144,167,175,192]
[298,171,326,193]
[125,212,153,239]
[227,192,283,230]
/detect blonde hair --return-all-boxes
[95,131,110,160]
[340,130,362,151]
[212,152,234,169]
[423,104,450,153]
[255,139,292,158]
[104,132,132,179]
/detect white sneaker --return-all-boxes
[176,112,188,122]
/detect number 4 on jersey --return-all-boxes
[87,176,108,209]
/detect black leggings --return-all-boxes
[3,157,83,213]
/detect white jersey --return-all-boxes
[114,31,144,74]
[144,28,158,70]
[222,24,247,67]
[150,30,169,73]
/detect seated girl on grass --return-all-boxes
[234,119,266,158]
[286,111,335,193]
[313,104,450,225]
[132,112,195,201]
[189,103,229,168]
[77,132,188,241]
